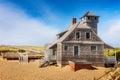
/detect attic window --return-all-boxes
[76,31,81,39]
[86,32,90,39]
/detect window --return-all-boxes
[76,31,81,39]
[53,48,56,55]
[86,32,90,39]
[93,26,96,28]
[91,46,97,51]
[95,17,97,20]
[64,45,68,51]
[88,16,90,20]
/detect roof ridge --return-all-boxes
[80,11,98,19]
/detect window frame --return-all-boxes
[91,45,97,52]
[64,45,69,51]
[73,45,80,56]
[86,32,91,39]
[75,30,81,39]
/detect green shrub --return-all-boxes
[18,49,26,53]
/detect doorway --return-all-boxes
[74,45,79,56]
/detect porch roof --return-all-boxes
[104,43,115,50]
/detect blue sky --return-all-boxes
[0,0,120,46]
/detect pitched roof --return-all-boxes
[58,22,80,42]
[80,11,98,19]
[84,11,97,16]
[46,22,80,49]
[104,43,115,49]
[46,21,100,49]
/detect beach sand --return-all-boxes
[0,57,110,80]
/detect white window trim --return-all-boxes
[91,45,97,52]
[85,32,91,39]
[75,30,81,39]
[73,45,80,56]
[63,44,69,51]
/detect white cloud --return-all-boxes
[102,19,120,47]
[0,3,59,45]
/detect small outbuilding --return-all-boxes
[19,52,28,62]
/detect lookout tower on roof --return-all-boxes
[80,11,99,33]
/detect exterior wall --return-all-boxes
[60,28,104,66]
[87,22,97,33]
[64,28,101,42]
[61,43,104,66]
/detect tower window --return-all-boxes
[95,17,97,20]
[76,31,81,39]
[88,16,90,20]
[86,32,90,39]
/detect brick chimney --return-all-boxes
[72,18,76,25]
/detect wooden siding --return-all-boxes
[61,43,104,65]
[64,28,102,42]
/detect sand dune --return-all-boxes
[0,57,110,80]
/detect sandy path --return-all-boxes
[0,58,110,80]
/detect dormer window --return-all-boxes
[76,31,81,39]
[86,32,90,39]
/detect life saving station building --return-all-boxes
[45,11,114,67]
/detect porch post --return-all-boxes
[57,42,62,67]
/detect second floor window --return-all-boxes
[76,31,81,39]
[86,32,90,39]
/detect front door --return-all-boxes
[74,46,79,56]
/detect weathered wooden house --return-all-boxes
[45,11,114,67]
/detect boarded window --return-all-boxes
[86,32,90,39]
[91,46,97,51]
[76,31,81,39]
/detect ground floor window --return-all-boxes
[64,45,68,51]
[91,45,97,51]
